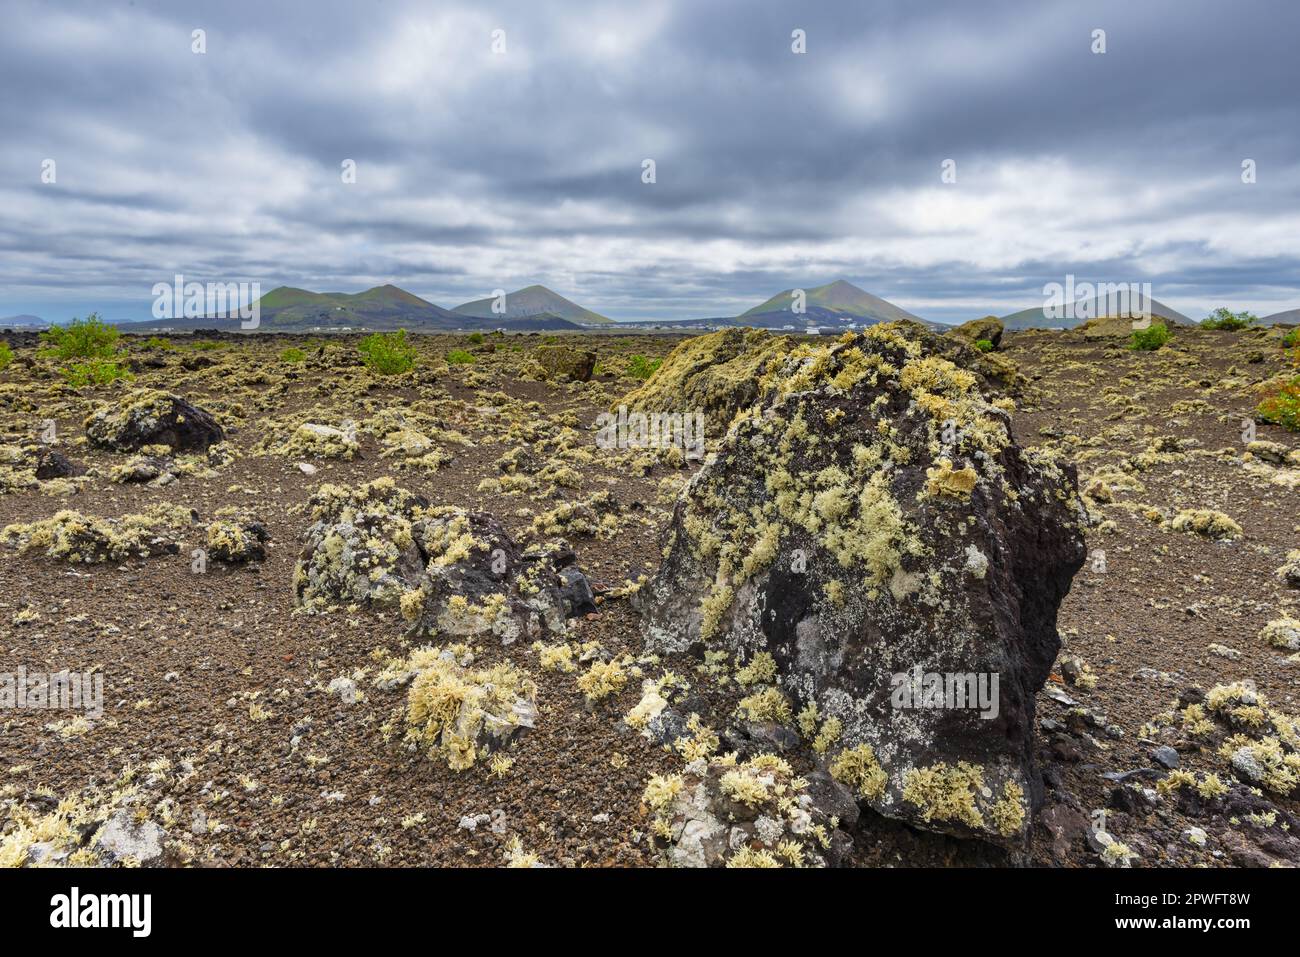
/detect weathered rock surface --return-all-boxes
[293,478,578,642]
[620,327,796,429]
[95,809,168,866]
[206,509,270,562]
[534,344,597,382]
[3,506,187,563]
[643,754,855,867]
[85,389,224,453]
[635,322,1087,844]
[950,315,1004,349]
[33,447,85,480]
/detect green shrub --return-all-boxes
[1129,323,1172,351]
[1258,377,1300,432]
[0,342,12,371]
[62,359,133,387]
[973,338,995,353]
[467,332,484,345]
[39,314,119,359]
[445,348,475,365]
[358,329,417,374]
[140,336,174,351]
[1201,307,1258,331]
[280,346,307,363]
[188,339,225,351]
[1282,328,1299,348]
[627,354,663,380]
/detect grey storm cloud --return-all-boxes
[1,0,1298,324]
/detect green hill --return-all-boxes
[737,279,925,328]
[452,285,613,325]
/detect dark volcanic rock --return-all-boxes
[33,447,85,480]
[635,322,1087,845]
[84,389,225,453]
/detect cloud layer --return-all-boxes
[3,0,1299,323]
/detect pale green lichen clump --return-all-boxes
[900,761,1026,837]
[395,647,537,772]
[829,744,887,800]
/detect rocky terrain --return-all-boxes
[1,319,1298,869]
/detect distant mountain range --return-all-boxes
[10,282,1297,334]
[110,278,933,333]
[122,284,596,333]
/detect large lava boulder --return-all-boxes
[635,322,1087,845]
[84,389,225,453]
[293,478,576,643]
[534,344,597,382]
[620,328,796,431]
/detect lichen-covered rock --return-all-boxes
[33,447,85,480]
[2,504,189,563]
[94,809,168,866]
[635,323,1087,845]
[293,478,574,643]
[1080,316,1148,339]
[950,315,1004,349]
[285,422,360,460]
[206,509,270,562]
[1246,440,1292,465]
[534,344,596,382]
[84,389,224,453]
[0,443,86,493]
[1259,615,1300,652]
[1278,550,1300,589]
[293,478,436,610]
[1149,683,1300,797]
[1169,508,1242,541]
[108,453,176,485]
[0,786,173,868]
[620,327,796,429]
[642,753,855,867]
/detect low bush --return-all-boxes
[1129,323,1172,351]
[358,329,417,374]
[627,354,663,379]
[39,314,119,359]
[1201,307,1258,331]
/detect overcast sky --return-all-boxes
[2,0,1299,324]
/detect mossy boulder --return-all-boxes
[206,509,270,562]
[293,478,576,643]
[634,322,1087,845]
[620,328,796,431]
[3,505,189,563]
[534,344,596,382]
[950,316,1004,349]
[1079,316,1145,339]
[84,389,224,453]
